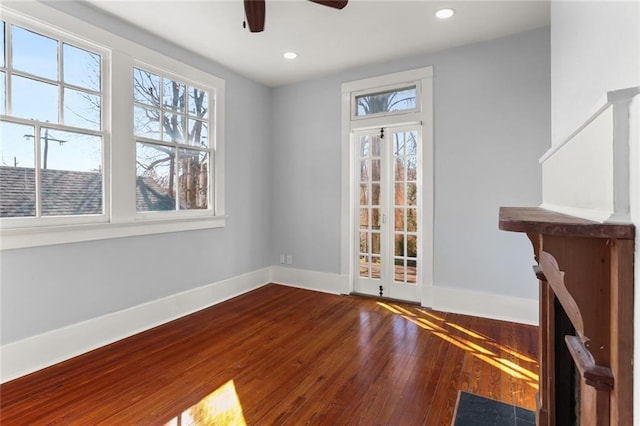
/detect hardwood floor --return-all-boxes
[0,284,538,425]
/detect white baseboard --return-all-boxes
[0,267,271,383]
[1,266,537,383]
[271,266,538,325]
[423,284,539,326]
[270,265,347,295]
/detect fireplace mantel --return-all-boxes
[499,207,634,426]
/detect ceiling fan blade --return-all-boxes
[308,0,348,10]
[244,0,266,32]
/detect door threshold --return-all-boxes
[348,291,421,306]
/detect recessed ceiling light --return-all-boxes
[283,52,297,60]
[435,8,455,19]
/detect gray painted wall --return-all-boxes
[1,4,550,346]
[550,1,640,144]
[271,27,551,299]
[0,2,273,345]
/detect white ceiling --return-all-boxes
[85,0,550,87]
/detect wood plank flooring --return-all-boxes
[0,284,538,425]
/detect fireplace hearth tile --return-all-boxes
[453,391,535,426]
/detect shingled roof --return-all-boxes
[0,166,175,217]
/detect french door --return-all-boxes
[354,125,422,302]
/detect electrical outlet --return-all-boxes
[286,255,292,265]
[279,254,285,264]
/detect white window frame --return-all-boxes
[340,67,434,304]
[0,3,226,250]
[131,61,216,219]
[0,13,110,229]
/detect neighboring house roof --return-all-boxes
[0,166,175,217]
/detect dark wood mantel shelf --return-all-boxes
[499,207,635,240]
[499,206,634,426]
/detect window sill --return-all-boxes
[0,215,226,250]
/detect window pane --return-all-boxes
[162,112,185,144]
[1,21,5,68]
[0,121,36,217]
[64,88,101,131]
[133,67,160,106]
[178,148,208,210]
[12,75,58,122]
[63,43,100,92]
[12,25,57,80]
[188,86,208,119]
[188,118,208,147]
[0,71,5,115]
[136,142,176,212]
[355,86,416,116]
[134,106,160,139]
[163,79,185,113]
[40,128,102,216]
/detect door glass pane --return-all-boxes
[359,208,368,228]
[360,255,369,278]
[371,183,380,205]
[395,234,404,257]
[371,256,381,279]
[407,259,417,284]
[394,258,405,282]
[407,183,417,205]
[360,159,369,181]
[359,183,368,205]
[371,232,380,255]
[371,208,380,230]
[359,231,368,253]
[40,128,103,216]
[407,208,417,232]
[371,159,381,181]
[0,121,36,217]
[394,208,404,231]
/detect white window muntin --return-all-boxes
[132,61,215,218]
[350,80,422,121]
[0,13,110,229]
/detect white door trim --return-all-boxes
[340,67,434,306]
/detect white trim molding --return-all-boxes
[541,86,640,223]
[270,265,347,295]
[0,267,270,383]
[423,284,539,326]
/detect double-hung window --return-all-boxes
[0,5,225,250]
[133,66,213,215]
[0,19,107,226]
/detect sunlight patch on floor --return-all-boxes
[377,302,539,391]
[164,380,247,426]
